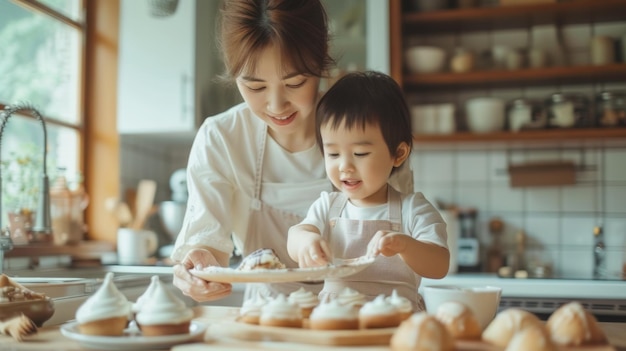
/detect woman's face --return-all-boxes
[236,44,320,140]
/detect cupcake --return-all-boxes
[288,288,319,318]
[131,275,159,316]
[135,276,194,336]
[239,292,268,325]
[386,289,413,321]
[546,301,607,346]
[391,312,454,351]
[336,287,367,309]
[309,299,359,330]
[237,248,286,270]
[435,301,482,340]
[75,272,130,336]
[506,325,557,351]
[259,294,302,328]
[483,308,543,348]
[359,294,402,329]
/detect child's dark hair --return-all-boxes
[316,71,413,158]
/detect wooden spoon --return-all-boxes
[131,179,157,230]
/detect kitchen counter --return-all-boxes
[421,273,626,300]
[421,273,626,322]
[2,306,625,350]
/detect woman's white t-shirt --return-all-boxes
[171,103,327,261]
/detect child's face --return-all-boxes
[320,119,406,207]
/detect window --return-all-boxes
[0,0,84,216]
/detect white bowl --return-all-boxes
[405,46,446,74]
[422,285,502,329]
[465,97,505,133]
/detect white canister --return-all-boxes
[508,99,532,132]
[591,36,615,65]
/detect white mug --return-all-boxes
[117,228,158,265]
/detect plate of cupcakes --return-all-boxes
[61,273,207,350]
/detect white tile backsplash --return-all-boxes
[605,185,626,214]
[413,145,626,276]
[525,188,561,213]
[489,186,524,212]
[559,249,593,277]
[561,185,597,213]
[456,151,488,181]
[525,215,561,246]
[559,215,597,247]
[605,149,626,181]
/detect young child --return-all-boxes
[287,71,449,309]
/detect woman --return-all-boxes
[171,0,412,302]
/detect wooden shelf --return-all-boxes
[412,128,626,144]
[403,0,626,33]
[389,0,626,145]
[403,64,626,91]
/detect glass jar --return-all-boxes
[596,91,626,127]
[507,98,546,131]
[545,93,591,128]
[50,170,88,245]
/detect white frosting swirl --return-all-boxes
[310,299,358,320]
[386,289,412,314]
[336,287,366,307]
[288,288,318,308]
[132,275,158,313]
[240,292,268,318]
[360,294,398,317]
[260,294,301,321]
[135,277,193,326]
[76,272,130,324]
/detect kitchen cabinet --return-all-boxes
[117,0,239,136]
[389,0,626,144]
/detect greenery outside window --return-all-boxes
[0,0,84,225]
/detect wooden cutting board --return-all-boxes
[207,321,617,350]
[209,321,395,346]
[456,340,616,351]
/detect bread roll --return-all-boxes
[435,301,482,340]
[546,301,607,346]
[505,325,557,351]
[482,308,542,348]
[390,312,454,351]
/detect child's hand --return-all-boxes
[367,230,408,257]
[296,239,331,268]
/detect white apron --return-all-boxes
[319,187,424,310]
[243,126,330,299]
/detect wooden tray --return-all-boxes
[209,321,617,350]
[209,321,396,346]
[455,340,616,351]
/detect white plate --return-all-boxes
[60,320,207,350]
[189,257,375,283]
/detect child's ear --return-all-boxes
[393,142,411,167]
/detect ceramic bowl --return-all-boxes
[0,298,55,327]
[405,46,446,74]
[422,285,502,329]
[465,97,505,133]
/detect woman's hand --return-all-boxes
[172,248,232,302]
